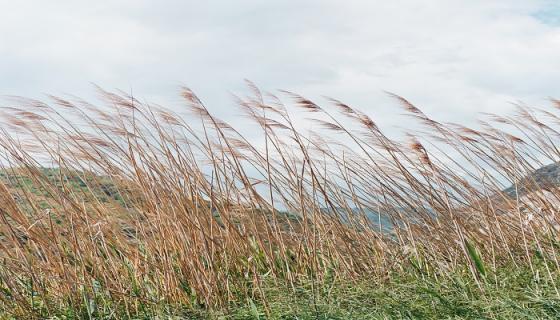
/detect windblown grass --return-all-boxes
[0,85,559,318]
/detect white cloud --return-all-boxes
[0,0,559,135]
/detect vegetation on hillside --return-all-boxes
[0,86,560,318]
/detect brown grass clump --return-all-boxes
[0,85,559,316]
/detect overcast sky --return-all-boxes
[1,0,559,131]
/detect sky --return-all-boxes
[1,0,560,133]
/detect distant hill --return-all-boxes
[503,162,560,197]
[0,168,128,211]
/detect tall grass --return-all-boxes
[0,85,559,317]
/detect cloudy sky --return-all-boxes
[1,0,559,131]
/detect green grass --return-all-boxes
[219,264,560,320]
[1,263,558,319]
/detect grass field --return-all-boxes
[1,87,560,319]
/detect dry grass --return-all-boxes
[0,85,559,317]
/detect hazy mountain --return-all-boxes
[503,162,560,198]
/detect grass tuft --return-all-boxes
[0,87,558,318]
